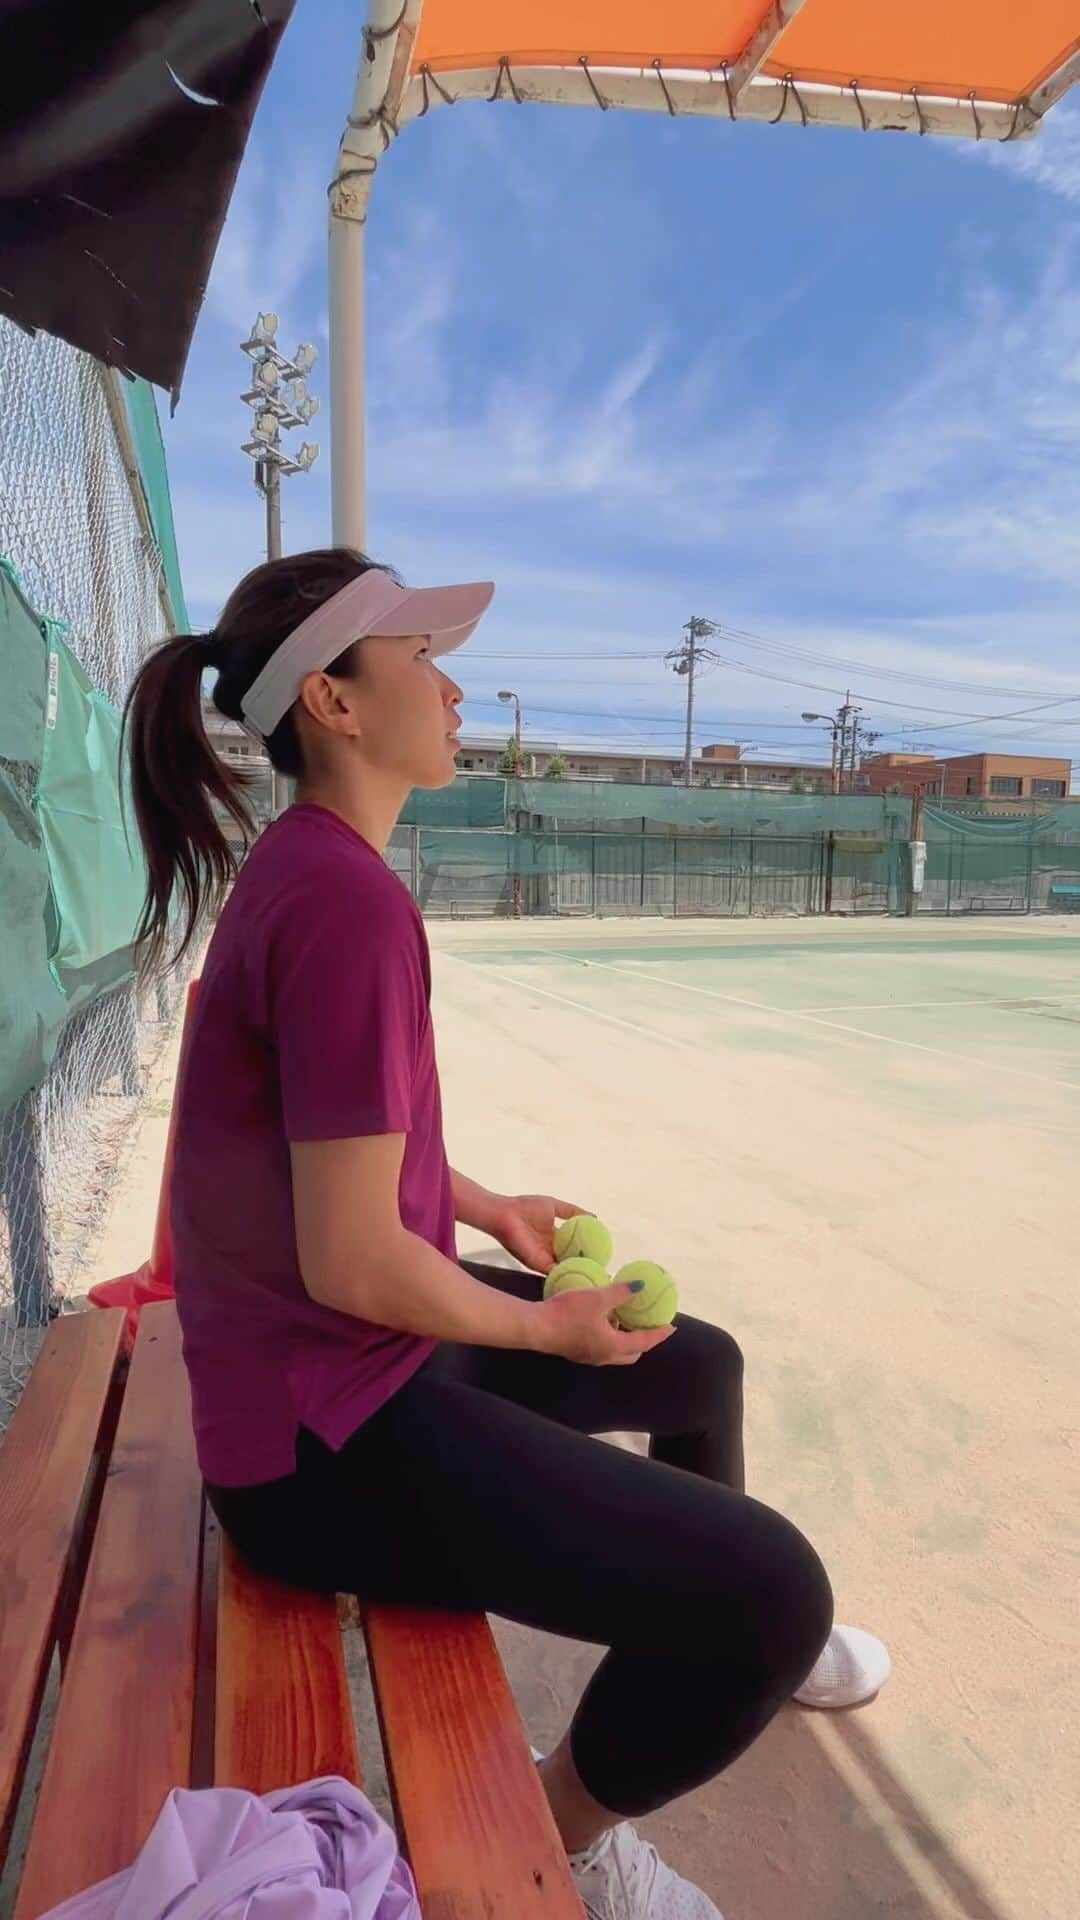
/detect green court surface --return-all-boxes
[439,916,1080,1097]
[429,914,1078,1920]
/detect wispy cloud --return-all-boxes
[204,136,330,335]
[164,26,1080,771]
[974,95,1080,208]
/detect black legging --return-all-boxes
[208,1264,832,1818]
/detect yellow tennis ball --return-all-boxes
[543,1256,610,1301]
[614,1261,678,1330]
[553,1216,614,1266]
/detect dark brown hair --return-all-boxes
[125,547,390,976]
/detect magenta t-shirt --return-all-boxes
[171,804,452,1487]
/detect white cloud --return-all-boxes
[204,137,330,336]
[975,96,1080,208]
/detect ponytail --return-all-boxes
[124,632,254,977]
[123,547,388,977]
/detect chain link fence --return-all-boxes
[0,317,187,1428]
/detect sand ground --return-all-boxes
[78,915,1079,1919]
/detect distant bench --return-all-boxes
[1048,883,1080,910]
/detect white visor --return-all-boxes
[240,568,494,740]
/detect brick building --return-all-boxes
[861,751,1070,802]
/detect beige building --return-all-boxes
[456,737,830,790]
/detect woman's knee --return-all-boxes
[674,1318,744,1421]
[754,1506,834,1682]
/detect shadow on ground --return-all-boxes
[347,1615,1013,1920]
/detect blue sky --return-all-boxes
[162,1,1080,776]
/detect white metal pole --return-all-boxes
[330,214,366,549]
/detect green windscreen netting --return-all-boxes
[387,776,1079,919]
[0,570,146,1111]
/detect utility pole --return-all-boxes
[683,618,698,787]
[498,690,524,916]
[667,617,721,786]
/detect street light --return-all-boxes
[497,689,523,775]
[803,709,844,794]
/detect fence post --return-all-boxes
[1026,839,1035,915]
[0,1092,52,1328]
[640,818,646,910]
[673,833,679,918]
[748,836,755,916]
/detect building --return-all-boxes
[861,751,1071,802]
[455,736,832,790]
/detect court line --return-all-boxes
[794,993,1080,1015]
[549,955,1080,1093]
[492,972,705,1056]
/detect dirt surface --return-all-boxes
[83,916,1078,1918]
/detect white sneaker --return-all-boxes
[793,1623,892,1709]
[571,1820,725,1919]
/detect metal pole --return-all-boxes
[830,723,840,795]
[512,697,523,917]
[330,214,367,549]
[258,459,289,817]
[683,621,697,786]
[264,463,282,561]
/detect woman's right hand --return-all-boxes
[533,1282,675,1367]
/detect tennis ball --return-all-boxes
[553,1215,614,1267]
[614,1261,678,1330]
[543,1256,610,1301]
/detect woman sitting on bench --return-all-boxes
[124,548,887,1920]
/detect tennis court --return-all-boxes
[431,914,1079,1920]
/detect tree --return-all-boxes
[496,735,520,776]
[543,753,568,781]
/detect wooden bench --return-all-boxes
[0,1302,584,1915]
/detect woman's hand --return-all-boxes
[533,1279,675,1367]
[490,1193,589,1276]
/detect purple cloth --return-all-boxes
[40,1775,420,1919]
[172,804,453,1487]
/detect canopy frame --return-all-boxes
[328,1,1079,546]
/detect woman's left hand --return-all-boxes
[492,1194,590,1276]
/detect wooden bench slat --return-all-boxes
[364,1605,584,1918]
[13,1303,203,1919]
[215,1537,362,1795]
[0,1309,125,1871]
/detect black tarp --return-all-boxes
[0,0,295,400]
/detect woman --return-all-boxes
[126,548,885,1920]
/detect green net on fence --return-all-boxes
[506,777,911,834]
[400,778,507,828]
[36,628,146,987]
[390,777,1079,918]
[0,580,147,1112]
[922,803,1080,912]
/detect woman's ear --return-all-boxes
[298,670,363,738]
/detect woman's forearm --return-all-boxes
[450,1167,508,1235]
[309,1221,545,1350]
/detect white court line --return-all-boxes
[493,972,705,1056]
[550,955,1080,1093]
[794,993,1080,1015]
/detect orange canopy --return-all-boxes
[412,1,1078,108]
